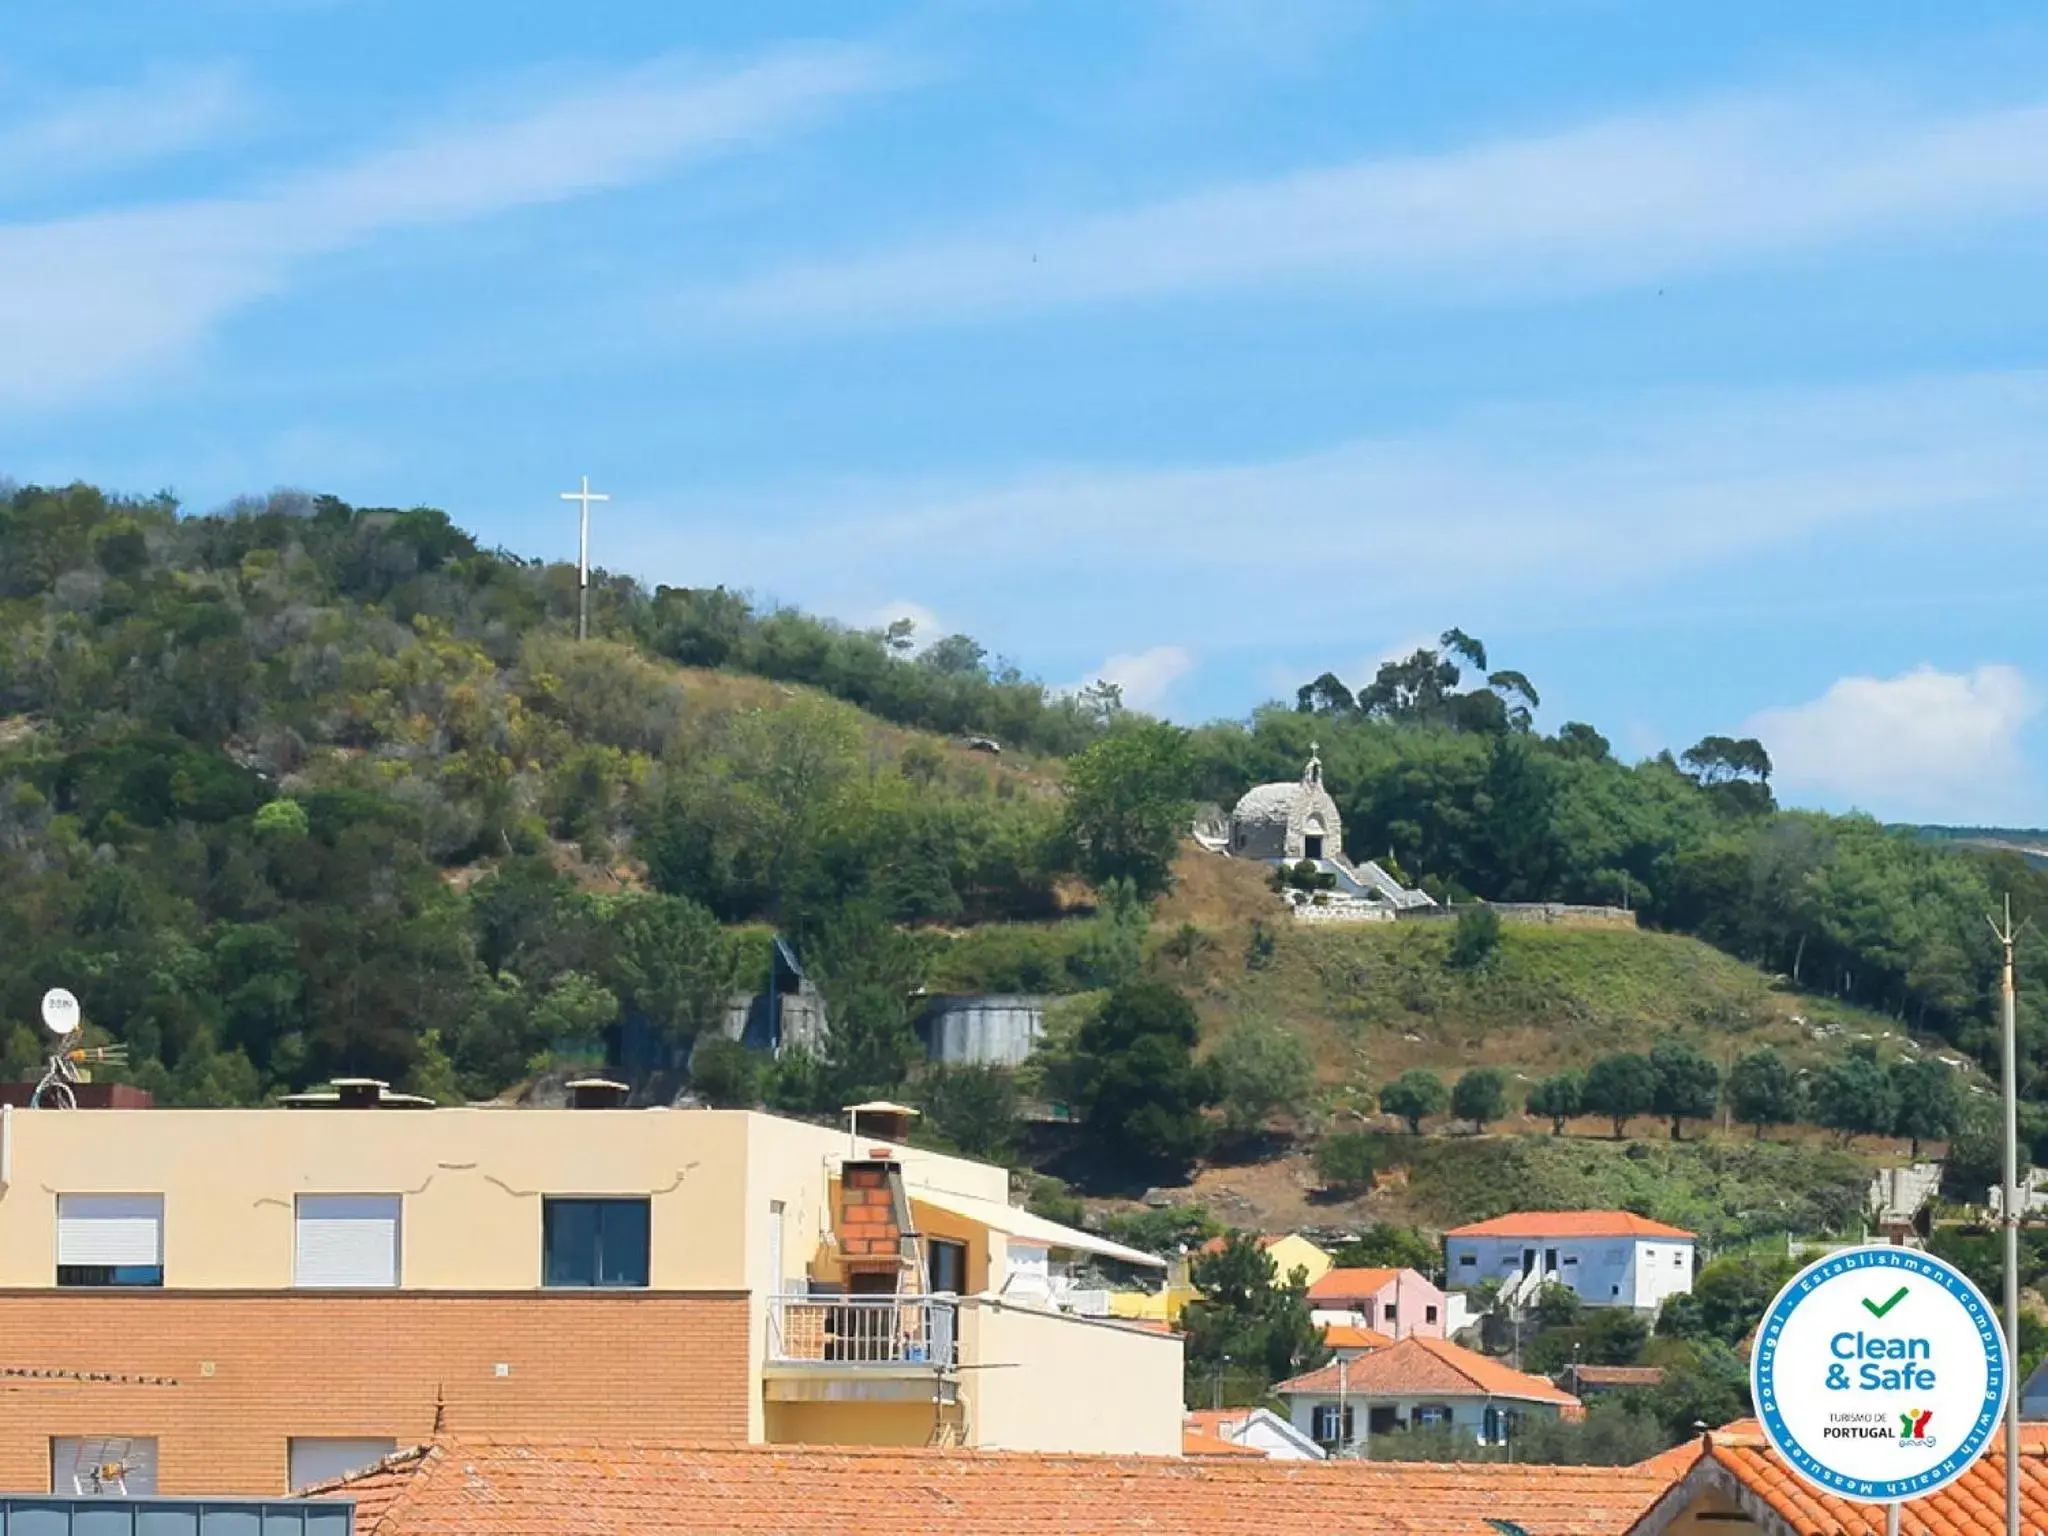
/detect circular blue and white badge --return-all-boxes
[1752,1245,2009,1503]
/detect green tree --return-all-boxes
[1328,1224,1438,1276]
[1314,1132,1376,1195]
[1450,1067,1509,1132]
[1379,1068,1448,1134]
[1890,1057,1963,1158]
[1211,1011,1314,1143]
[1581,1053,1657,1139]
[1532,1282,1582,1330]
[1070,978,1215,1178]
[1649,1041,1720,1141]
[1727,1048,1801,1139]
[1941,1107,2027,1204]
[1657,1252,1794,1345]
[807,902,928,1105]
[1447,904,1503,970]
[1181,1233,1328,1405]
[688,1035,761,1108]
[528,971,620,1067]
[1098,1203,1219,1257]
[1060,722,1195,898]
[1812,1048,1899,1146]
[916,1064,1022,1162]
[609,893,736,1050]
[1527,1073,1583,1136]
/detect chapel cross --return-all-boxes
[559,475,610,641]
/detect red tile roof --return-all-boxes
[1275,1335,1582,1409]
[311,1437,1669,1536]
[1323,1323,1397,1351]
[1638,1423,2048,1536]
[1183,1426,1266,1458]
[1444,1211,1694,1240]
[1308,1267,1407,1301]
[1567,1366,1665,1387]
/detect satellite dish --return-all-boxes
[40,988,80,1037]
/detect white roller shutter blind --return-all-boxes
[296,1196,401,1287]
[55,1195,163,1267]
[289,1437,397,1490]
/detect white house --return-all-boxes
[1442,1211,1697,1312]
[1274,1336,1581,1453]
[1183,1407,1326,1461]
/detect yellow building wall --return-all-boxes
[1107,1283,1196,1325]
[762,1400,937,1447]
[959,1300,1183,1455]
[1264,1234,1333,1288]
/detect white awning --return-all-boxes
[910,1186,1164,1269]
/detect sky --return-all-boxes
[6,2,2048,825]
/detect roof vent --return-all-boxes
[280,1079,437,1110]
[567,1078,631,1110]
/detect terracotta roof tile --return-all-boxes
[1689,1424,2048,1536]
[1323,1323,1397,1351]
[1444,1211,1695,1240]
[1309,1267,1409,1300]
[1277,1335,1581,1408]
[1567,1366,1665,1387]
[315,1436,1669,1536]
[1183,1426,1266,1458]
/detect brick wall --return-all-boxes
[0,1290,750,1494]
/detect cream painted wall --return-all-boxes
[959,1300,1183,1456]
[0,1106,1008,1297]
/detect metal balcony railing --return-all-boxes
[766,1294,958,1368]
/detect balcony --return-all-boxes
[762,1295,958,1405]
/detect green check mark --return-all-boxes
[1862,1286,1910,1319]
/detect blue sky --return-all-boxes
[7,2,2048,824]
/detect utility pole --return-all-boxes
[1990,894,2022,1536]
[559,475,609,641]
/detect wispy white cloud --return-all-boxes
[694,90,2048,330]
[1746,665,2044,823]
[0,46,901,409]
[1072,645,1196,715]
[642,370,2048,658]
[864,598,944,651]
[0,64,256,197]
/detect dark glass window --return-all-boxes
[542,1198,650,1288]
[927,1238,967,1295]
[57,1265,163,1288]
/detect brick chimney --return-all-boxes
[837,1159,912,1293]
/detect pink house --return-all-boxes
[1305,1267,1446,1340]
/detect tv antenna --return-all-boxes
[31,988,126,1110]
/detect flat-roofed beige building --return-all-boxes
[0,1095,1180,1495]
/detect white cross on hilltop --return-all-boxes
[560,475,610,641]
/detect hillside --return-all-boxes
[0,478,2038,1225]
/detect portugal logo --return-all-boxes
[1900,1409,1933,1444]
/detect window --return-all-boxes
[56,1195,163,1287]
[1310,1403,1354,1447]
[1457,1254,1477,1268]
[928,1237,968,1296]
[1383,1303,1398,1323]
[1414,1404,1452,1429]
[1425,1304,1439,1324]
[542,1197,649,1287]
[295,1195,401,1288]
[52,1437,157,1496]
[289,1438,398,1491]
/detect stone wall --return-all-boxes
[1395,903,1638,930]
